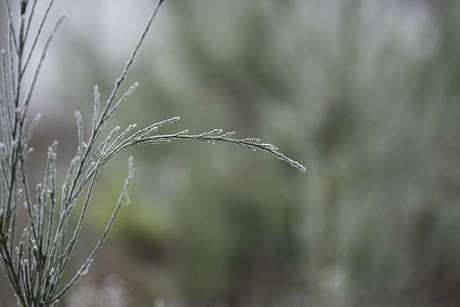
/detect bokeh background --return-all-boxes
[1,0,460,306]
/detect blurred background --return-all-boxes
[1,0,460,306]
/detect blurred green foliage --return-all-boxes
[2,0,460,306]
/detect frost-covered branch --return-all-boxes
[0,0,304,306]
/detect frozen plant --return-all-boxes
[0,0,305,306]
